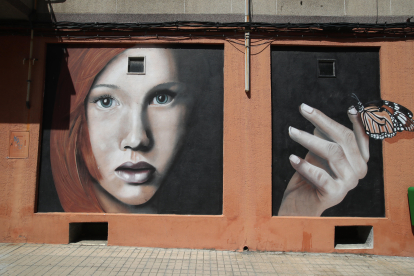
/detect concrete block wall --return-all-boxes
[2,0,413,23]
[36,0,414,23]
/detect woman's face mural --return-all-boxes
[86,48,192,208]
[38,46,223,214]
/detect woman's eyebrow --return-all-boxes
[149,82,185,94]
[91,84,120,90]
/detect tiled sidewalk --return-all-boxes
[0,243,413,275]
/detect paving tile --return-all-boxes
[1,243,414,276]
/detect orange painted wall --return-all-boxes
[1,36,414,257]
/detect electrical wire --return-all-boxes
[1,20,414,39]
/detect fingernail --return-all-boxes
[301,103,314,114]
[289,126,300,136]
[289,154,300,164]
[348,106,358,115]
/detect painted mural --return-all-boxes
[351,93,414,139]
[37,45,224,214]
[39,45,392,217]
[272,47,386,217]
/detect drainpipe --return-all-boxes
[26,29,34,109]
[245,0,250,93]
[25,0,38,109]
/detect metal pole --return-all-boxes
[25,0,37,109]
[245,0,250,93]
[26,29,34,109]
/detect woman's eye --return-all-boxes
[94,96,117,109]
[151,94,174,105]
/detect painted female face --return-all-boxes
[86,48,192,208]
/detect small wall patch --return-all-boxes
[9,131,29,159]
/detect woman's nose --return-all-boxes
[120,110,151,151]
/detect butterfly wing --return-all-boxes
[360,105,396,140]
[382,101,414,132]
[353,95,414,139]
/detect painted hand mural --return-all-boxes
[271,47,385,217]
[278,93,414,216]
[278,104,369,216]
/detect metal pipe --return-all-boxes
[26,29,34,109]
[245,0,250,93]
[26,0,37,109]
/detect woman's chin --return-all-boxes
[114,184,159,206]
[95,174,162,210]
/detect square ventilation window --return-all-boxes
[334,226,373,249]
[69,222,108,245]
[318,59,336,78]
[128,57,145,74]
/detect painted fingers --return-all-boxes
[289,126,354,181]
[348,106,370,162]
[288,103,370,209]
[296,103,368,180]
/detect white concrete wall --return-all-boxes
[46,0,414,17]
[2,0,414,22]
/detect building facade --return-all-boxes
[1,0,414,257]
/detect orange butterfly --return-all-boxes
[352,94,414,140]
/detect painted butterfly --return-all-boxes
[351,93,414,140]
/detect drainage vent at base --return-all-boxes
[335,226,373,249]
[69,222,108,245]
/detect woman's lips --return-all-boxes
[114,161,155,184]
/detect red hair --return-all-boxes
[50,47,126,212]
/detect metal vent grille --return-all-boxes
[128,57,145,74]
[318,59,336,77]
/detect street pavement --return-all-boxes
[0,243,413,275]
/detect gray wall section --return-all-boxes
[46,0,414,17]
[3,0,414,23]
[44,14,414,24]
[32,0,414,23]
